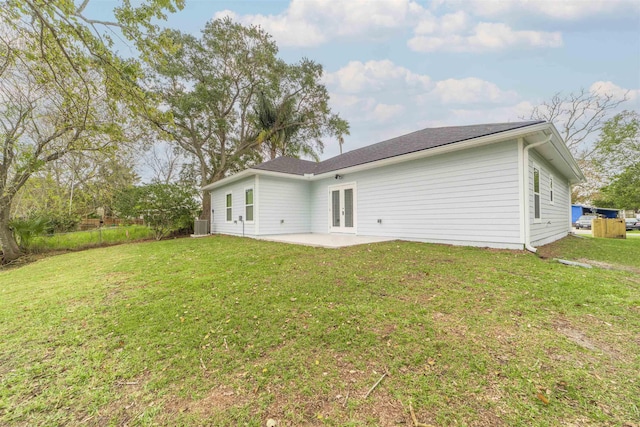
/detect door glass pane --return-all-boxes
[344,188,353,228]
[332,190,340,227]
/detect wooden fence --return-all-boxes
[78,218,144,230]
[592,218,625,239]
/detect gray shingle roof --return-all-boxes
[253,120,544,176]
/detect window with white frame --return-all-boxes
[225,192,232,222]
[533,166,541,222]
[549,175,554,204]
[245,188,254,222]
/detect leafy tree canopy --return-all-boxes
[147,18,349,188]
[596,162,640,210]
[114,184,199,240]
[0,0,183,262]
[593,110,640,177]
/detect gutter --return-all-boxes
[522,135,553,253]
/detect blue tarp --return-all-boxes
[571,204,620,223]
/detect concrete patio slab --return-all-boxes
[253,233,395,248]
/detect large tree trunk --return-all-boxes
[0,204,22,263]
[201,191,211,223]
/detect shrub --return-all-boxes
[114,184,199,240]
[9,217,49,250]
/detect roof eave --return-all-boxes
[547,123,586,184]
[201,168,309,191]
[521,122,585,184]
[202,121,585,189]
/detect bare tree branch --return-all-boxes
[529,88,628,158]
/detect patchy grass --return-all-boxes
[539,234,640,270]
[27,225,154,252]
[0,235,638,426]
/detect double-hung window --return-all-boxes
[245,188,254,222]
[225,192,232,222]
[533,166,541,222]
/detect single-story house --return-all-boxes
[202,121,584,251]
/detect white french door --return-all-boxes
[328,183,356,233]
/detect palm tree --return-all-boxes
[253,92,318,161]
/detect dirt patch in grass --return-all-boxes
[85,372,152,426]
[350,391,410,426]
[168,384,250,415]
[556,323,602,352]
[258,387,409,426]
[575,258,640,274]
[553,318,615,356]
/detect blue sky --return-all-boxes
[105,0,640,160]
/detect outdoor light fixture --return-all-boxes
[335,174,343,180]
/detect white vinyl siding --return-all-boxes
[310,179,328,234]
[311,139,523,248]
[529,151,571,247]
[257,176,310,234]
[210,176,256,236]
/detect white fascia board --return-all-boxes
[254,169,311,181]
[201,169,254,191]
[519,122,585,184]
[546,125,586,184]
[202,168,309,191]
[311,124,545,181]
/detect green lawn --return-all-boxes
[1,235,638,426]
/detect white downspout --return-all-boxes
[523,135,553,253]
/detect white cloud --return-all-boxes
[323,59,523,141]
[430,78,518,104]
[325,60,518,107]
[421,101,536,128]
[372,103,405,122]
[433,0,639,20]
[589,81,640,102]
[215,0,427,47]
[414,11,469,35]
[322,60,432,94]
[408,22,562,52]
[216,0,570,53]
[213,8,327,46]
